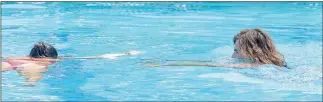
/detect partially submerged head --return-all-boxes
[29,42,58,59]
[232,28,285,67]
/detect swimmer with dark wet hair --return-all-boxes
[1,42,140,85]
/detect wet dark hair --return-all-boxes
[29,42,58,58]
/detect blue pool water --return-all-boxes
[1,2,322,101]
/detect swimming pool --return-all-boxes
[1,2,322,101]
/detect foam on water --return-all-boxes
[207,42,323,95]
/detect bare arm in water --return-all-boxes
[1,50,141,61]
[60,50,141,60]
[2,62,13,72]
[144,62,258,68]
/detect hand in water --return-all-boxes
[99,54,118,59]
[99,50,141,59]
[128,50,141,55]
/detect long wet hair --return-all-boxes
[233,28,285,67]
[29,42,58,58]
